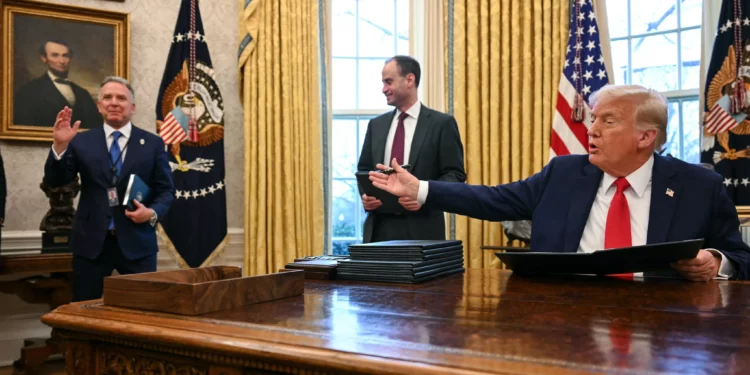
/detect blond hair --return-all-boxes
[589,85,668,151]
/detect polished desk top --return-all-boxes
[0,253,72,275]
[42,269,750,374]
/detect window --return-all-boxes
[329,0,410,254]
[607,0,702,162]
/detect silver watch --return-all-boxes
[149,209,158,227]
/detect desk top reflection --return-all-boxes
[43,269,750,374]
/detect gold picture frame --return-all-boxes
[0,0,129,141]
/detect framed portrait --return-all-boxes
[0,0,129,141]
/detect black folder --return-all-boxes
[355,171,405,214]
[495,239,703,276]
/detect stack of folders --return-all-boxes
[338,240,465,284]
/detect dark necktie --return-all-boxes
[605,177,633,279]
[390,112,409,165]
[54,78,71,85]
[109,131,123,230]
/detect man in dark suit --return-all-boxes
[370,85,750,281]
[14,39,99,129]
[358,55,465,243]
[44,76,175,301]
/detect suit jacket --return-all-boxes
[14,74,100,129]
[427,154,750,280]
[44,126,175,260]
[357,105,466,242]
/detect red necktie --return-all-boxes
[390,112,409,165]
[605,177,633,280]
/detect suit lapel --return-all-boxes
[408,105,431,167]
[563,163,603,252]
[372,110,396,167]
[647,154,680,244]
[96,128,115,184]
[118,126,141,181]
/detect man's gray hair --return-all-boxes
[589,85,668,151]
[98,76,135,101]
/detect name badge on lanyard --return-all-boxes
[107,187,119,207]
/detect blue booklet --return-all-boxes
[123,174,152,211]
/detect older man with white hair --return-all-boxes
[370,84,750,281]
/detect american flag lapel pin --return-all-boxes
[666,188,674,197]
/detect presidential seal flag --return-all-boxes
[702,0,750,204]
[156,0,227,267]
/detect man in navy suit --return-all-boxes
[44,76,175,301]
[370,85,750,281]
[14,40,100,129]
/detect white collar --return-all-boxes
[47,71,69,82]
[104,122,132,139]
[395,101,422,120]
[600,155,654,198]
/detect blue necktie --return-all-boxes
[109,131,122,230]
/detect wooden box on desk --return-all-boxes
[102,266,304,315]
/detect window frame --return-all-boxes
[328,0,412,254]
[608,0,701,162]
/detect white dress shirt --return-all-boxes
[52,122,132,162]
[418,155,735,279]
[48,71,76,106]
[383,101,421,165]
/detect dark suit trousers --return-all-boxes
[72,232,156,301]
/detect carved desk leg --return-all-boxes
[65,341,94,375]
[4,273,72,375]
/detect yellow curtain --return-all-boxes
[238,0,324,276]
[446,0,569,268]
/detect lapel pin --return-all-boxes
[666,188,674,197]
[140,138,145,145]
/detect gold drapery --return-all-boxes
[238,0,324,276]
[446,0,569,268]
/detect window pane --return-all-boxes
[332,0,357,57]
[396,0,410,55]
[358,59,389,109]
[358,118,370,161]
[332,58,357,109]
[606,0,629,39]
[664,101,681,158]
[332,239,359,255]
[632,32,678,91]
[332,119,358,178]
[332,179,359,237]
[681,28,701,90]
[357,0,395,58]
[680,0,702,28]
[681,99,700,163]
[610,39,629,84]
[630,0,678,35]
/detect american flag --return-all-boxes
[550,0,610,157]
[160,108,189,145]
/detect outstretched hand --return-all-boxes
[52,107,80,154]
[369,158,421,201]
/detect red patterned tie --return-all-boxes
[390,112,409,165]
[605,177,633,280]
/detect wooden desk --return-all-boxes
[0,253,73,374]
[42,269,750,374]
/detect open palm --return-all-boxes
[53,107,80,147]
